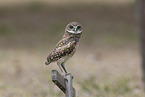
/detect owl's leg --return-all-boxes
[61,63,68,74]
[57,62,65,76]
[61,63,72,77]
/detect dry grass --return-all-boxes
[0,1,144,97]
[0,46,144,97]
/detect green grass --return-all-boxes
[77,75,142,97]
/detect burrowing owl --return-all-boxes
[45,22,82,75]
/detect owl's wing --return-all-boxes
[55,37,70,48]
[53,40,76,56]
[45,40,76,65]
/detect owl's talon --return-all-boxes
[65,73,71,76]
[64,73,74,79]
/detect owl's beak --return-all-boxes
[73,28,77,32]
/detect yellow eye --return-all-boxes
[69,26,73,29]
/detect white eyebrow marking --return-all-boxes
[67,30,82,34]
[74,26,77,29]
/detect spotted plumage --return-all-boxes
[45,22,82,75]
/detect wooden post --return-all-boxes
[136,0,145,87]
[51,70,76,97]
[65,74,75,97]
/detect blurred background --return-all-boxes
[0,0,144,97]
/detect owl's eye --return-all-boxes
[69,26,73,29]
[77,26,81,29]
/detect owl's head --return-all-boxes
[65,22,82,34]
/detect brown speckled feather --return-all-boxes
[46,40,77,65]
[45,22,82,66]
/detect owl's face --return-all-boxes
[65,22,82,34]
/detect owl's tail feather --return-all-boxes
[45,61,51,65]
[45,56,51,65]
